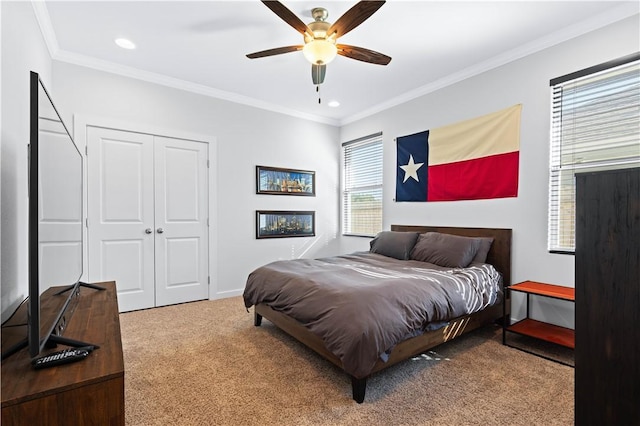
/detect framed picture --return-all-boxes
[256,165,315,196]
[256,210,315,239]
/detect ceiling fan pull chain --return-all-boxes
[317,85,321,104]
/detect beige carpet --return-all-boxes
[120,296,574,426]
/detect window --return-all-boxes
[342,132,383,236]
[548,53,640,253]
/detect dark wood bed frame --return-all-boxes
[253,225,512,403]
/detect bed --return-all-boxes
[243,225,512,403]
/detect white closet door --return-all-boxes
[154,136,209,307]
[87,127,156,312]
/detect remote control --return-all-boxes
[31,346,94,369]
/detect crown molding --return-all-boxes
[31,0,59,58]
[31,1,637,129]
[53,49,340,126]
[340,3,640,125]
[30,2,339,127]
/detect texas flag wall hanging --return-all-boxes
[396,104,521,202]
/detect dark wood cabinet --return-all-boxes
[1,282,124,426]
[575,168,639,425]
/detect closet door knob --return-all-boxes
[157,228,164,234]
[145,228,153,234]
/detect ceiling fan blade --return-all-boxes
[312,64,326,85]
[326,1,386,39]
[336,44,391,65]
[261,1,312,36]
[246,45,303,59]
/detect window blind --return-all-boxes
[342,133,383,237]
[548,54,640,253]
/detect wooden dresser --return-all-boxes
[575,168,639,425]
[1,281,124,426]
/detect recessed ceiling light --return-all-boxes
[328,100,340,108]
[115,38,136,50]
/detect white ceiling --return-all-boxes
[37,1,639,126]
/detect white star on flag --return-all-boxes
[400,154,424,183]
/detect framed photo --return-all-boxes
[256,210,315,239]
[256,165,315,196]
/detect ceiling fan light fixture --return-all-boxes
[246,1,391,88]
[303,39,337,65]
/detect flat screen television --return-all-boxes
[1,71,101,361]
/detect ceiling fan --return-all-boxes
[246,0,391,87]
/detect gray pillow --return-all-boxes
[369,231,420,260]
[410,232,481,268]
[472,237,494,263]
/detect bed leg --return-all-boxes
[351,376,367,403]
[254,310,262,326]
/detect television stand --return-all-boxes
[1,281,124,425]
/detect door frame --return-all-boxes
[73,114,218,300]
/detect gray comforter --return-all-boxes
[243,252,501,378]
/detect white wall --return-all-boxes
[51,61,340,300]
[0,2,53,320]
[338,15,640,328]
